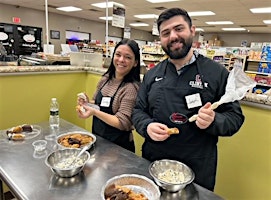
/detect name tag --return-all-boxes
[185,93,202,109]
[100,97,111,107]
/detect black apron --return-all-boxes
[92,79,135,152]
[143,55,217,191]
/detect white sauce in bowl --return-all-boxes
[158,169,185,184]
[55,156,84,169]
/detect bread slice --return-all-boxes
[77,92,87,101]
[167,127,179,135]
[76,105,86,113]
[11,133,25,140]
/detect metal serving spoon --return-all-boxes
[68,145,89,167]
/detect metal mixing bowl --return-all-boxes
[149,159,195,192]
[45,148,90,178]
[101,174,161,200]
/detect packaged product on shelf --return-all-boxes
[261,45,271,61]
[255,94,268,104]
[268,63,271,73]
[261,46,269,61]
[253,87,267,94]
[257,62,269,73]
[249,50,261,60]
[254,75,269,85]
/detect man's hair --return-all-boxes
[157,8,192,32]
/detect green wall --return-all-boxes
[0,72,86,129]
[215,105,271,200]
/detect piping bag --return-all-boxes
[188,62,256,122]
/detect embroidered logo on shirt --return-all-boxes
[155,77,163,82]
[169,112,188,124]
[189,74,208,89]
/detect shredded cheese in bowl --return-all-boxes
[157,169,185,184]
[54,156,84,169]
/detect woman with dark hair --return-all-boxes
[77,39,141,152]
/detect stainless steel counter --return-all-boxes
[0,119,224,200]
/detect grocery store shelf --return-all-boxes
[240,100,271,111]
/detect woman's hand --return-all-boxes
[77,92,90,105]
[76,104,96,119]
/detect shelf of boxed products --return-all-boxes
[240,97,271,110]
[198,47,249,71]
[141,44,167,69]
[209,44,271,108]
[247,43,271,73]
[245,60,271,75]
[212,55,247,71]
[81,43,116,57]
[244,43,271,94]
[141,53,167,62]
[245,71,271,93]
[242,90,271,109]
[243,61,271,108]
[244,45,271,89]
[141,44,165,55]
[197,44,271,109]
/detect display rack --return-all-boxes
[212,55,247,71]
[141,44,167,68]
[243,57,271,106]
[198,45,271,107]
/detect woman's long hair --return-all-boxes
[104,39,141,83]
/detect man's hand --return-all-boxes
[147,122,171,141]
[195,102,215,129]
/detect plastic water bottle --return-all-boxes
[49,98,59,128]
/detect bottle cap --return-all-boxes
[52,98,57,101]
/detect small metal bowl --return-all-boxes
[101,174,161,200]
[149,159,195,193]
[45,148,90,178]
[56,131,96,150]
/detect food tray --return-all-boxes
[101,174,160,200]
[57,131,96,150]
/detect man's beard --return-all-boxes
[162,36,193,59]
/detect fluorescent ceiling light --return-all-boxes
[134,14,158,19]
[146,0,180,3]
[99,16,113,20]
[263,20,271,24]
[91,2,124,8]
[195,28,204,32]
[91,2,114,8]
[56,6,82,12]
[129,23,149,27]
[188,11,215,16]
[250,7,271,13]
[206,21,233,25]
[222,28,246,31]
